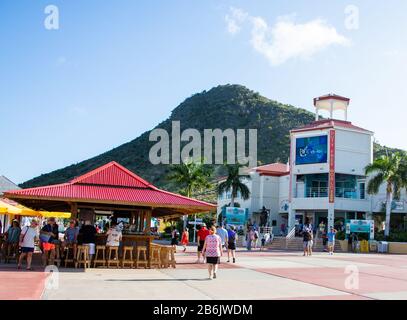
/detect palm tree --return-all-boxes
[167,159,214,228]
[365,152,407,237]
[217,164,251,208]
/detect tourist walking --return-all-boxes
[170,227,179,252]
[246,227,255,251]
[202,226,222,280]
[302,220,313,256]
[196,224,209,263]
[327,226,337,255]
[253,228,260,249]
[181,228,189,252]
[216,225,228,251]
[18,219,39,270]
[227,226,237,263]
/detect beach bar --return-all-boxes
[4,161,216,268]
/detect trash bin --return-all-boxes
[378,241,389,253]
[369,240,378,252]
[360,240,369,253]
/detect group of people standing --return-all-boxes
[4,217,124,270]
[302,219,337,256]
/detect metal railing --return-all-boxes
[298,187,365,199]
[286,227,296,239]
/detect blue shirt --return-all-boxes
[327,231,336,242]
[227,230,236,243]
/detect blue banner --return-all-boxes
[296,135,328,165]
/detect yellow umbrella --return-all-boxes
[0,199,70,218]
[40,211,71,219]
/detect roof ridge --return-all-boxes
[70,161,157,189]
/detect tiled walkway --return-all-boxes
[3,248,407,300]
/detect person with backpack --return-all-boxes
[302,220,313,256]
[227,225,237,263]
[18,219,39,271]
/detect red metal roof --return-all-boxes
[313,94,350,106]
[291,119,373,134]
[254,163,290,176]
[6,162,215,210]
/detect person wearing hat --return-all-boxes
[4,219,21,258]
[18,220,39,270]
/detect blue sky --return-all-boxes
[1,0,406,183]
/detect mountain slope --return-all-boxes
[21,84,399,191]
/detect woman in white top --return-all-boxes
[18,219,39,271]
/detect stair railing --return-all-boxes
[286,227,296,240]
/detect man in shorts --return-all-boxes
[196,224,209,263]
[41,218,59,266]
[327,226,337,255]
[18,220,39,270]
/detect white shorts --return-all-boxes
[84,243,95,255]
[328,241,335,247]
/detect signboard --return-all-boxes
[346,220,375,239]
[392,201,405,211]
[329,130,335,203]
[295,135,328,165]
[225,207,248,225]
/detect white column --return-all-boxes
[328,203,335,230]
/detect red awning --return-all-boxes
[5,162,216,213]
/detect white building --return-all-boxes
[217,94,407,235]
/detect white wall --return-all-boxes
[335,129,372,175]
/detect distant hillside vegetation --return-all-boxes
[21,84,402,192]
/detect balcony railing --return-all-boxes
[299,187,365,199]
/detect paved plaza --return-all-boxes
[2,247,407,300]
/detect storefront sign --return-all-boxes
[225,207,248,225]
[329,130,335,203]
[346,219,375,239]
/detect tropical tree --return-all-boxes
[167,159,214,228]
[217,163,251,208]
[365,152,407,237]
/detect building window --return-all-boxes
[359,182,366,200]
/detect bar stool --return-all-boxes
[159,246,169,268]
[135,246,148,269]
[93,245,107,268]
[54,244,61,267]
[168,247,176,268]
[107,246,120,268]
[150,246,161,269]
[64,244,75,267]
[75,245,90,269]
[5,243,19,264]
[121,246,134,268]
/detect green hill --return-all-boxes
[20,84,401,191]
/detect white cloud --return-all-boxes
[225,8,350,66]
[224,7,248,35]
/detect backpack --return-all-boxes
[229,231,236,243]
[254,231,259,239]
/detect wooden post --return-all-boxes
[70,203,78,219]
[144,209,152,234]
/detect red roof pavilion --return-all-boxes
[5,161,216,219]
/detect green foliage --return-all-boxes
[336,230,346,240]
[217,163,251,207]
[166,160,213,198]
[375,230,407,242]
